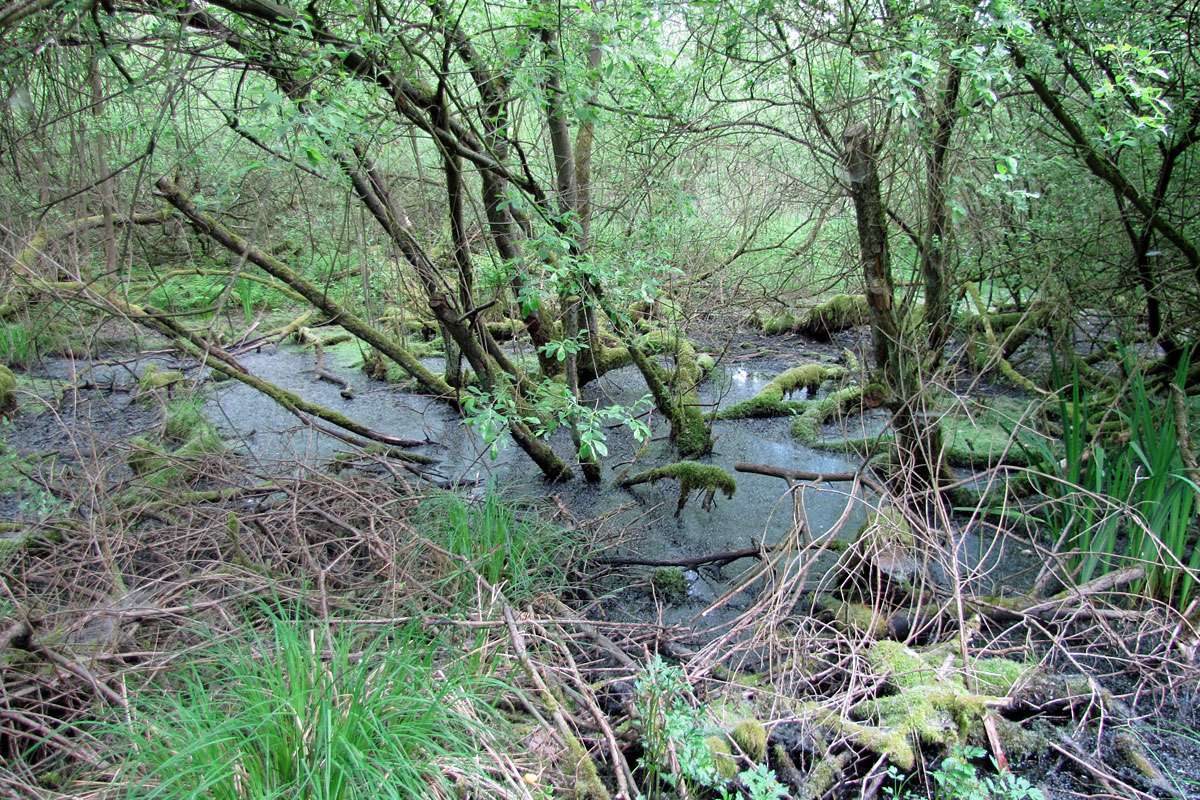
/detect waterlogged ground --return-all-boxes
[6,339,1039,629]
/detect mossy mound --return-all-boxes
[751,295,870,338]
[127,399,225,490]
[716,363,847,420]
[704,736,738,779]
[730,718,768,762]
[138,363,184,392]
[0,365,16,416]
[790,385,868,443]
[651,567,688,601]
[795,294,871,339]
[844,641,1035,768]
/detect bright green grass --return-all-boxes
[1024,354,1200,611]
[110,613,508,800]
[0,321,58,367]
[421,491,572,603]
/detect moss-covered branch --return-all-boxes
[715,363,847,420]
[619,460,736,516]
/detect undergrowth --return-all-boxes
[107,611,510,800]
[1022,355,1200,611]
[420,490,573,602]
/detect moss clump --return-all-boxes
[716,363,847,420]
[972,657,1035,696]
[818,597,887,638]
[757,310,802,335]
[795,294,871,339]
[0,365,16,416]
[651,567,688,601]
[730,719,768,762]
[696,352,716,372]
[620,461,736,516]
[564,731,611,800]
[705,735,738,779]
[866,640,939,690]
[850,640,1034,765]
[790,385,865,443]
[138,363,184,392]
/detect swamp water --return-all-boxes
[16,345,1037,629]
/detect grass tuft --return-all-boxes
[109,612,508,800]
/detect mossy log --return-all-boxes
[715,363,847,420]
[619,460,736,516]
[790,385,871,443]
[964,286,1049,395]
[752,294,870,339]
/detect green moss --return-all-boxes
[858,506,915,550]
[790,385,864,443]
[972,657,1035,696]
[717,363,847,421]
[163,399,206,443]
[758,310,801,335]
[651,566,688,601]
[696,352,716,372]
[706,735,738,779]
[620,461,736,516]
[941,415,1036,468]
[0,365,15,416]
[866,640,941,690]
[564,730,611,800]
[675,407,713,458]
[730,719,768,762]
[818,597,887,638]
[138,364,184,392]
[795,294,870,339]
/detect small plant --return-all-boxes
[651,567,689,601]
[740,763,789,800]
[0,420,64,520]
[635,655,724,798]
[885,747,1045,800]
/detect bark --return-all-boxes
[842,124,902,372]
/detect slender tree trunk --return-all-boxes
[843,124,943,498]
[920,66,961,361]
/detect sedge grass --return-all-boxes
[109,613,509,800]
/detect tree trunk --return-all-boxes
[842,124,943,499]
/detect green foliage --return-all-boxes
[1024,356,1199,610]
[421,491,568,603]
[0,322,57,367]
[633,657,788,799]
[884,747,1045,800]
[0,419,64,520]
[108,613,506,800]
[651,567,689,602]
